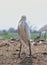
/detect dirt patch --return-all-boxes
[0,39,47,65]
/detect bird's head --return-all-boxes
[21,15,26,21]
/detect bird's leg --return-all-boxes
[18,41,22,58]
[28,40,32,57]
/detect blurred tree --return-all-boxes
[2,30,8,34]
[8,28,17,33]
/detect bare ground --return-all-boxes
[0,39,47,65]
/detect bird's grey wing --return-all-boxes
[24,22,30,40]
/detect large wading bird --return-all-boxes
[18,15,32,58]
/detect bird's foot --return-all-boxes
[18,54,21,58]
[29,54,32,58]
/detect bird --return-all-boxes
[18,15,32,58]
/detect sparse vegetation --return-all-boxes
[0,32,47,40]
[0,33,19,39]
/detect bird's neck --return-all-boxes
[19,19,26,23]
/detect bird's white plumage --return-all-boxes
[18,16,32,58]
[18,17,30,45]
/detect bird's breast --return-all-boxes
[18,22,30,45]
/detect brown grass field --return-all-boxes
[0,39,47,65]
